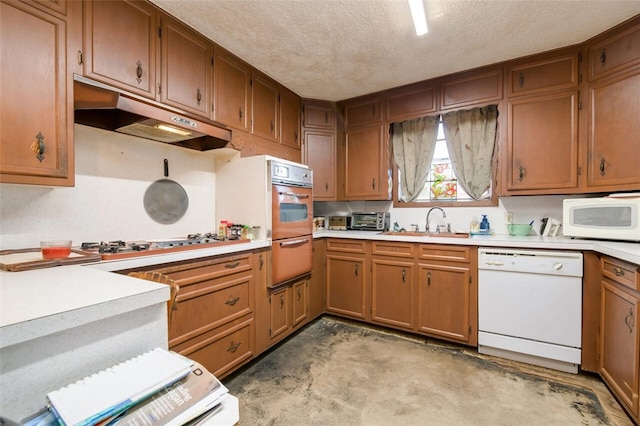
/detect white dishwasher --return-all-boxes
[478,248,583,374]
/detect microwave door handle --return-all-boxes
[279,238,310,247]
[279,191,310,198]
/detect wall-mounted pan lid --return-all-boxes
[143,178,189,224]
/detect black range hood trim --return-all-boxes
[73,75,233,151]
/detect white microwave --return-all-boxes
[563,196,640,242]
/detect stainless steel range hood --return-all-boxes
[73,75,233,151]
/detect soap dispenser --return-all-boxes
[480,215,490,231]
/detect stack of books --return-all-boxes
[33,348,228,426]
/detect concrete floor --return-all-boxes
[224,317,632,426]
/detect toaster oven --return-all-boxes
[350,212,390,231]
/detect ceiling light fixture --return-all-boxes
[408,0,428,36]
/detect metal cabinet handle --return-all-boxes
[225,296,241,306]
[519,166,525,181]
[402,268,406,283]
[30,132,45,162]
[427,271,432,286]
[297,288,302,301]
[270,121,274,133]
[259,254,264,271]
[372,178,376,189]
[226,341,242,353]
[600,49,606,65]
[239,107,243,121]
[225,261,240,269]
[280,294,285,309]
[196,87,202,105]
[136,60,143,83]
[355,264,359,277]
[613,267,625,277]
[599,157,607,176]
[325,182,329,191]
[624,307,635,333]
[518,72,524,88]
[280,238,309,247]
[279,191,310,198]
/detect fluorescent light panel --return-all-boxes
[408,0,428,36]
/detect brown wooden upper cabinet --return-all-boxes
[0,0,78,186]
[252,71,279,142]
[503,48,580,194]
[440,65,503,111]
[386,83,437,122]
[585,17,640,193]
[160,16,212,118]
[344,97,383,128]
[213,48,251,132]
[303,103,336,129]
[279,86,301,149]
[82,0,159,99]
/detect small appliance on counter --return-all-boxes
[350,212,390,231]
[563,195,640,241]
[540,217,562,236]
[327,216,350,231]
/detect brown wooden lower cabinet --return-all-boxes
[600,256,640,423]
[325,239,369,320]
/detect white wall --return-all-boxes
[0,125,221,250]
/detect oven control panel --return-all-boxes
[270,160,313,188]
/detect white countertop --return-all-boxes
[313,230,640,265]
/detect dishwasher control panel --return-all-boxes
[478,248,583,277]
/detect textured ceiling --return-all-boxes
[149,0,640,102]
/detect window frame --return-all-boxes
[391,112,500,209]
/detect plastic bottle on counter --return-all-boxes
[226,222,234,239]
[480,215,490,231]
[470,216,479,231]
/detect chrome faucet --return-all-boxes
[426,207,446,233]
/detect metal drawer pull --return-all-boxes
[599,157,606,176]
[402,268,406,283]
[613,267,625,277]
[427,271,432,286]
[225,261,240,269]
[226,341,242,353]
[624,308,634,334]
[225,296,241,306]
[355,264,359,277]
[259,254,264,271]
[519,166,525,181]
[30,132,45,162]
[600,49,606,65]
[279,191,310,198]
[280,238,309,247]
[136,60,143,83]
[372,178,376,189]
[518,72,524,88]
[196,87,202,105]
[297,288,301,301]
[280,294,285,308]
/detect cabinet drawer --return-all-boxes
[326,238,368,254]
[417,244,470,263]
[588,19,640,81]
[169,273,253,345]
[172,316,254,379]
[371,241,415,258]
[303,103,335,129]
[154,253,252,286]
[602,257,639,292]
[507,51,578,97]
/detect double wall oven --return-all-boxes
[270,161,313,286]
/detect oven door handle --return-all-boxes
[279,238,310,247]
[279,191,310,198]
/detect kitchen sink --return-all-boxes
[379,231,469,238]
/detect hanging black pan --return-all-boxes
[143,159,189,224]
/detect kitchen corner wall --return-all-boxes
[315,194,567,235]
[0,125,220,250]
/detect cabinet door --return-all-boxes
[326,254,367,320]
[252,73,278,141]
[304,103,335,129]
[83,0,158,98]
[280,86,301,149]
[213,49,250,131]
[386,84,437,122]
[506,50,579,97]
[344,97,383,127]
[270,286,291,340]
[600,281,640,418]
[0,1,73,186]
[505,90,579,192]
[440,65,503,111]
[417,263,472,344]
[586,69,640,191]
[305,130,336,200]
[160,16,212,117]
[342,125,389,200]
[308,239,326,320]
[292,279,308,327]
[371,258,415,330]
[588,18,640,82]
